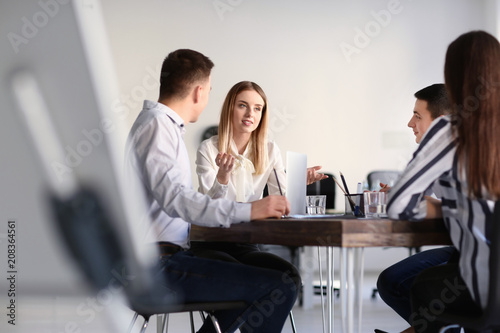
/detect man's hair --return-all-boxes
[414,84,451,119]
[159,49,214,100]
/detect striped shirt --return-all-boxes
[387,115,494,309]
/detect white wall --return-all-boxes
[101,0,496,211]
[98,0,498,272]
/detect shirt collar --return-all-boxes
[143,100,186,132]
[229,138,251,158]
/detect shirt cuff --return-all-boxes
[207,178,229,199]
[233,202,252,223]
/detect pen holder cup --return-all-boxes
[345,194,364,217]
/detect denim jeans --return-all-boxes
[157,251,297,333]
[376,246,457,324]
[189,241,302,293]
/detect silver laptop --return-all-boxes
[285,151,307,216]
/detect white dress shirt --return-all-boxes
[196,135,286,202]
[387,115,494,309]
[125,100,251,249]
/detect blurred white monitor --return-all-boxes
[285,151,307,216]
[0,0,153,295]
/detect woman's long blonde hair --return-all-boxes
[218,81,269,174]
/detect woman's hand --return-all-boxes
[215,152,235,185]
[307,166,328,185]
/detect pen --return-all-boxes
[273,168,287,219]
[340,171,351,195]
[356,182,362,194]
[355,182,362,216]
[273,168,283,196]
[340,171,355,211]
[333,174,356,210]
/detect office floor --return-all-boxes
[3,273,409,333]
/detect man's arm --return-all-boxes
[387,117,455,220]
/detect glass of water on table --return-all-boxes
[306,195,326,215]
[363,192,387,218]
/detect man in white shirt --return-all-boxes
[125,49,295,333]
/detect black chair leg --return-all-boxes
[208,313,223,333]
[438,324,460,333]
[189,311,195,333]
[139,317,149,333]
[290,311,297,333]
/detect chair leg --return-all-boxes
[208,313,223,333]
[189,311,196,333]
[289,311,298,333]
[156,314,163,333]
[139,317,149,333]
[438,324,460,333]
[162,314,169,333]
[127,312,139,333]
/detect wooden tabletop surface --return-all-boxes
[190,217,452,248]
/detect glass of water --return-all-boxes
[306,195,326,215]
[363,192,387,218]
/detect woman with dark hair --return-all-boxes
[386,30,500,333]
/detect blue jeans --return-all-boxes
[376,247,457,324]
[157,251,297,333]
[189,241,302,293]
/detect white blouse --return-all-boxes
[196,135,286,202]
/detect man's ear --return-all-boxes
[192,85,202,104]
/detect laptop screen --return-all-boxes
[285,151,307,215]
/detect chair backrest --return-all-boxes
[306,173,336,209]
[482,200,500,325]
[366,170,401,191]
[437,200,500,331]
[50,188,126,291]
[50,187,177,311]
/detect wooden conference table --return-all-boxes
[191,216,452,333]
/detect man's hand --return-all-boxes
[307,166,328,185]
[251,195,290,220]
[215,152,235,185]
[379,182,391,192]
[424,196,443,219]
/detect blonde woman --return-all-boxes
[192,81,326,297]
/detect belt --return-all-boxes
[157,242,184,256]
